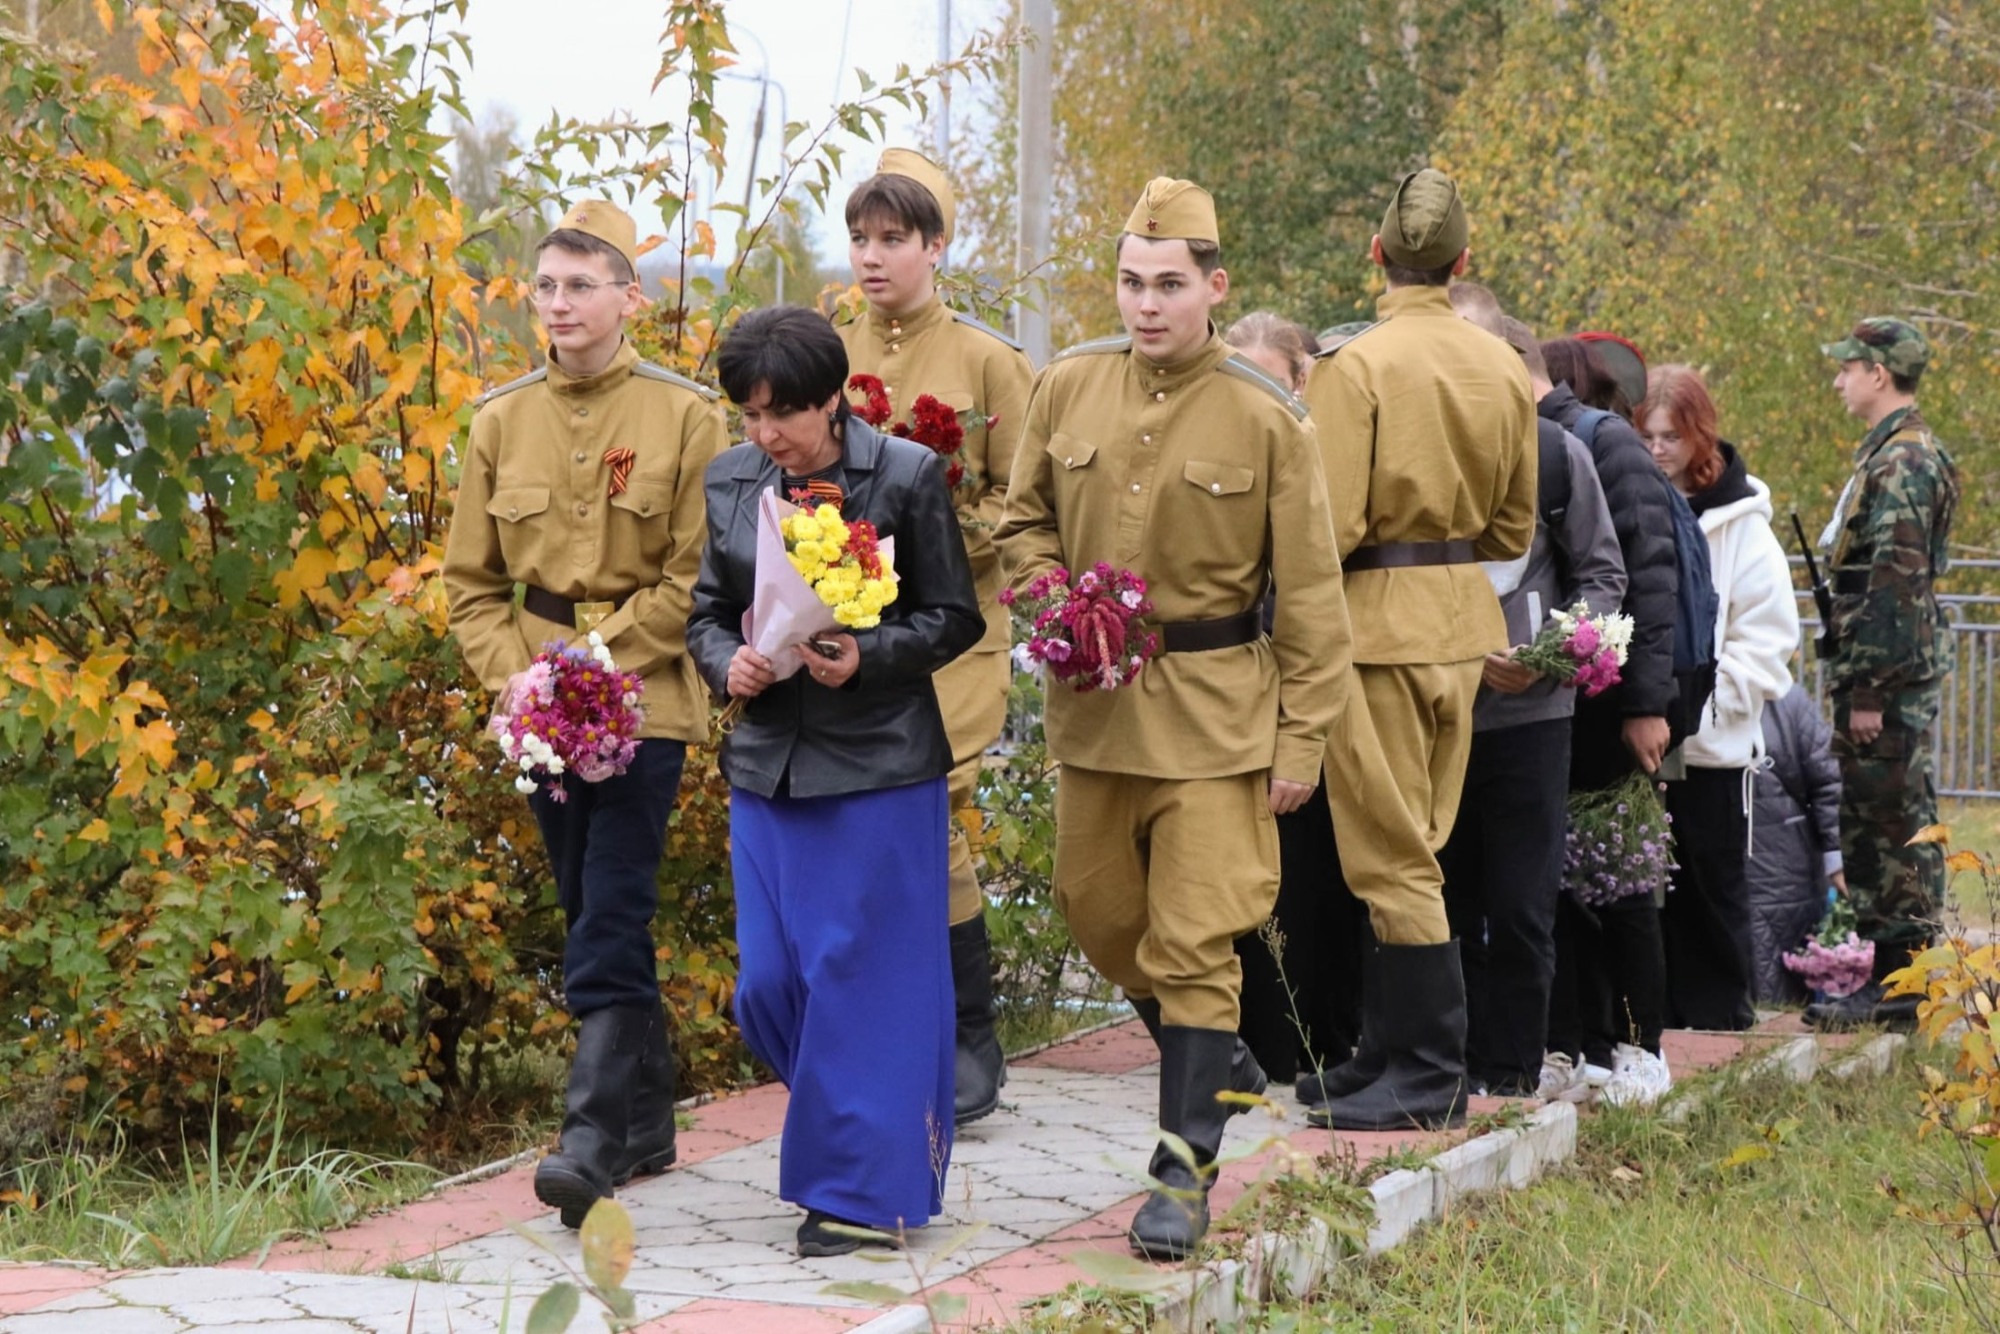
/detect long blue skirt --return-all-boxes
[730,778,954,1229]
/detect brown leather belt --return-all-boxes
[1160,608,1263,654]
[523,584,625,632]
[1342,539,1479,573]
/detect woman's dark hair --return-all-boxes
[717,306,851,417]
[1540,336,1621,413]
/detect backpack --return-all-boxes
[1571,407,1721,734]
[1535,419,1575,589]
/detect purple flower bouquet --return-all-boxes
[1563,770,1678,907]
[490,632,645,802]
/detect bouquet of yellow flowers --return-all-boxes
[716,489,900,732]
[781,503,897,630]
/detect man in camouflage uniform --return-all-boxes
[1808,317,1959,1031]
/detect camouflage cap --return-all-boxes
[876,147,957,245]
[1379,168,1468,270]
[552,199,639,274]
[1317,320,1375,353]
[1822,316,1930,379]
[1123,177,1220,245]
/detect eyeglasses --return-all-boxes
[530,276,632,304]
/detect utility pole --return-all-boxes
[1015,0,1053,367]
[935,0,952,269]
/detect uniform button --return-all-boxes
[1153,391,1166,402]
[891,342,901,352]
[885,385,895,396]
[574,451,587,463]
[1211,482,1223,494]
[508,507,519,519]
[1065,456,1073,466]
[576,408,589,418]
[575,502,589,516]
[1141,434,1152,444]
[1130,482,1142,494]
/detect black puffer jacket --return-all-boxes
[1540,385,1680,788]
[1748,684,1843,1003]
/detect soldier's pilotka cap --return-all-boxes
[1499,315,1539,356]
[1123,177,1220,245]
[1378,167,1468,269]
[1822,316,1930,379]
[554,199,639,274]
[876,147,958,245]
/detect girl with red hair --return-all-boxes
[1635,365,1799,1047]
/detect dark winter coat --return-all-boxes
[1747,684,1844,1002]
[1539,385,1680,788]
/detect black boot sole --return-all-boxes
[611,1146,678,1188]
[535,1162,610,1231]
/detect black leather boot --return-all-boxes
[1132,996,1266,1103]
[1806,941,1922,1031]
[1298,938,1383,1106]
[1128,1026,1258,1262]
[951,917,1007,1125]
[535,1005,648,1229]
[1131,995,1163,1044]
[614,998,679,1184]
[1308,941,1469,1132]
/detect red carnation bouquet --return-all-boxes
[846,373,974,489]
[1000,563,1159,693]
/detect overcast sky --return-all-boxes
[447,0,1007,264]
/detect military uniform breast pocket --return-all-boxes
[609,482,675,561]
[1182,461,1256,500]
[1048,432,1097,472]
[486,485,551,563]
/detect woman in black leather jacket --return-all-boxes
[687,305,982,1257]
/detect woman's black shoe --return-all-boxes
[796,1210,897,1257]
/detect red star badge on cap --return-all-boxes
[1146,218,1159,232]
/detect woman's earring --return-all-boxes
[827,409,838,424]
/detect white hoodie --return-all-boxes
[1684,472,1801,770]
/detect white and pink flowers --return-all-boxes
[1512,600,1634,697]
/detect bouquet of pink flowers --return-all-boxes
[490,631,645,801]
[1781,890,1876,999]
[1511,599,1633,697]
[1000,563,1159,693]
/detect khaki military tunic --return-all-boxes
[1305,285,1537,944]
[840,297,1032,924]
[998,330,1350,1028]
[443,340,727,742]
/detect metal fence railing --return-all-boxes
[1792,557,2000,800]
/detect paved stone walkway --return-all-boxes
[0,1017,1826,1333]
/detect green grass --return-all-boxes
[1007,1055,1980,1333]
[1293,1057,1968,1332]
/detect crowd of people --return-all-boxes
[439,153,1960,1262]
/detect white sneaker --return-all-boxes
[1600,1042,1672,1108]
[1534,1052,1578,1102]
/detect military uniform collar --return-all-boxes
[1857,404,1922,463]
[1375,285,1457,320]
[546,339,638,395]
[1133,327,1229,392]
[865,295,948,341]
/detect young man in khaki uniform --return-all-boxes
[998,178,1349,1261]
[443,201,726,1227]
[1303,169,1537,1132]
[837,150,1033,1124]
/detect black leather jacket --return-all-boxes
[687,419,983,799]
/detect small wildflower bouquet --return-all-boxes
[847,373,985,490]
[717,488,899,732]
[1512,600,1635,697]
[491,631,644,802]
[1000,563,1160,693]
[1781,890,1876,999]
[1563,770,1678,907]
